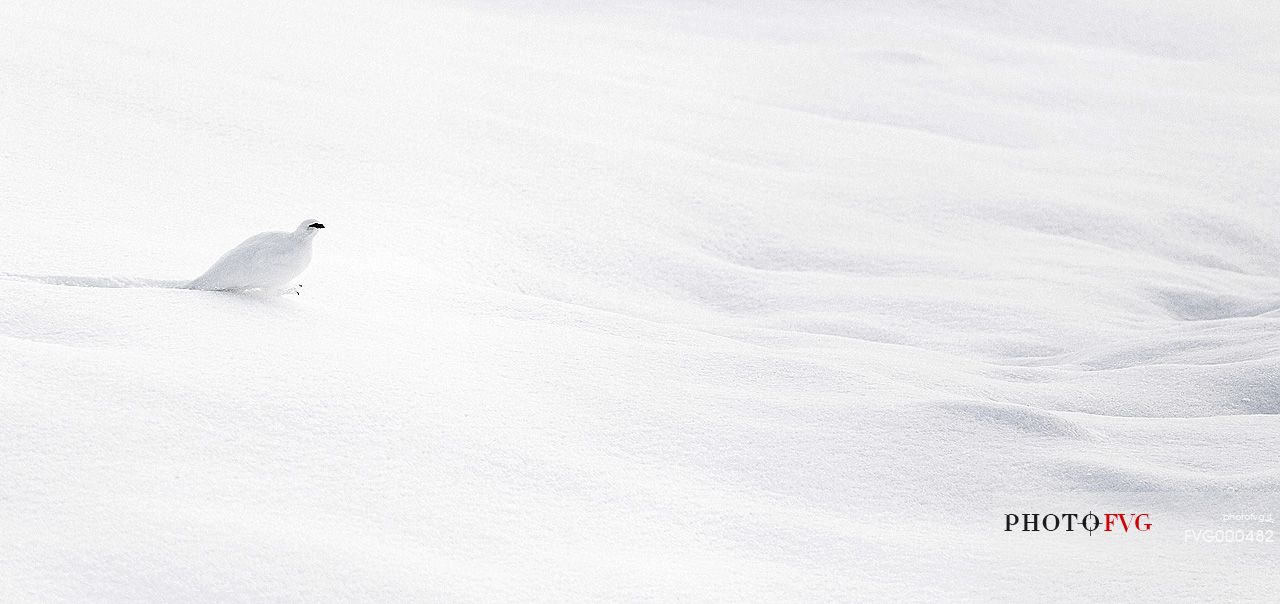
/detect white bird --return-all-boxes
[187,219,325,294]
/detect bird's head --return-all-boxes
[296,219,325,237]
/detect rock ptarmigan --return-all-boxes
[187,219,324,294]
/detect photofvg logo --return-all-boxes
[1005,512,1151,535]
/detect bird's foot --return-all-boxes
[278,284,302,296]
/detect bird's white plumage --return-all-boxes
[187,219,324,292]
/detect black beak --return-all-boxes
[310,223,325,229]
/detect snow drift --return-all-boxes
[1,1,1278,601]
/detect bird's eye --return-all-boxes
[309,223,325,229]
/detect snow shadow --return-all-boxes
[0,273,190,289]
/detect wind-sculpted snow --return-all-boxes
[0,273,188,289]
[1,0,1278,601]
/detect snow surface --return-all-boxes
[2,1,1279,601]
